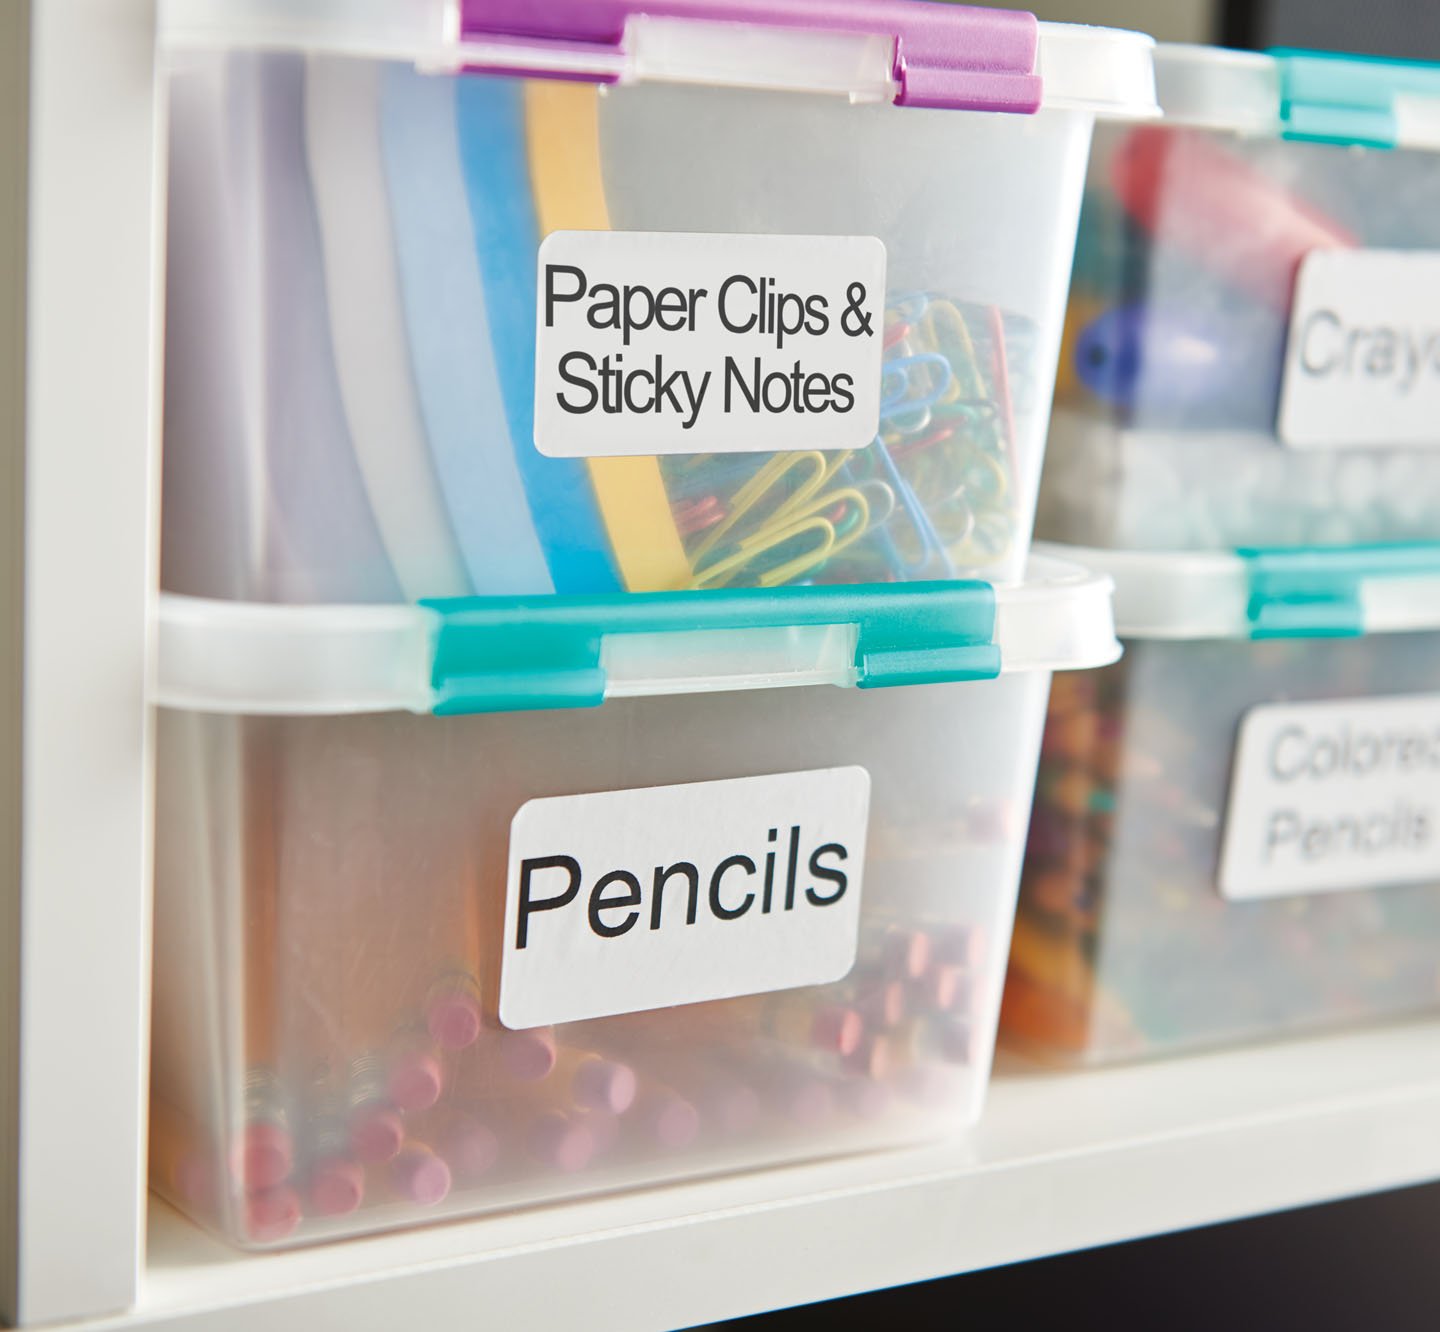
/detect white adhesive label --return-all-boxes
[1279,249,1440,449]
[533,230,886,457]
[499,768,870,1029]
[1218,694,1440,901]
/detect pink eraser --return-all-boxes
[427,990,484,1051]
[441,1114,501,1180]
[644,1093,701,1150]
[392,1145,452,1206]
[239,1119,294,1192]
[572,1057,638,1115]
[856,979,906,1029]
[884,929,932,981]
[843,1034,893,1083]
[387,1047,443,1112]
[530,1110,595,1173]
[349,1105,405,1164]
[922,964,965,1014]
[306,1157,365,1217]
[244,1185,301,1244]
[500,1026,557,1082]
[810,1004,864,1057]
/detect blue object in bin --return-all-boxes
[1075,301,1287,428]
[453,76,621,593]
[380,65,553,595]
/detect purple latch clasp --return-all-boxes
[460,0,1042,114]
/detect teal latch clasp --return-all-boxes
[1274,48,1440,148]
[420,581,1000,715]
[1240,543,1440,639]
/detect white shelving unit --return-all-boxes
[59,1018,1440,1331]
[5,3,1440,1329]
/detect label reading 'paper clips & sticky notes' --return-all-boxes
[534,231,886,458]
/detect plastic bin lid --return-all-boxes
[154,554,1119,717]
[1152,43,1440,149]
[158,0,1157,117]
[1038,541,1440,643]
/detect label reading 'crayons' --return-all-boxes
[499,768,870,1029]
[1218,693,1440,901]
[1278,249,1440,449]
[532,231,886,458]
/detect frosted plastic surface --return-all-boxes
[161,49,1100,600]
[151,672,1051,1247]
[1037,122,1440,552]
[1004,634,1440,1062]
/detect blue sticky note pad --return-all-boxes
[380,65,553,595]
[453,76,620,594]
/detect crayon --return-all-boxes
[1109,125,1354,312]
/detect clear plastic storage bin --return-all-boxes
[149,559,1118,1246]
[1038,46,1440,551]
[1004,542,1440,1063]
[159,0,1154,602]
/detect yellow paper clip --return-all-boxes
[688,451,869,588]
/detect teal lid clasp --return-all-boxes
[1273,48,1440,148]
[420,581,1000,715]
[1240,543,1440,639]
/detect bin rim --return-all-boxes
[1038,540,1440,643]
[154,554,1119,716]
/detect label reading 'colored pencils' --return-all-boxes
[1218,692,1440,900]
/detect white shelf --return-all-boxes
[67,1017,1440,1332]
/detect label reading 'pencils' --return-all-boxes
[499,768,870,1029]
[1279,249,1440,449]
[1218,693,1440,901]
[533,231,886,458]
